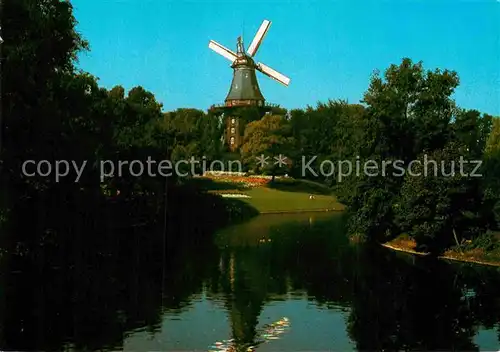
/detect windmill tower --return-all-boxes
[208,20,290,151]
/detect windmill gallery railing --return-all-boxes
[209,102,281,110]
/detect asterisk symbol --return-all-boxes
[273,154,288,167]
[256,154,269,168]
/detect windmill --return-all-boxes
[208,20,290,150]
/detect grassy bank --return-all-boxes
[382,233,500,267]
[239,187,343,213]
[190,176,344,214]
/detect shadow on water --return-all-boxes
[0,186,229,351]
[1,198,500,351]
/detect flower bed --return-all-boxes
[202,175,271,188]
[204,171,246,177]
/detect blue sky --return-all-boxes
[72,0,500,115]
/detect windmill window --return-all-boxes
[230,137,235,144]
[231,118,235,124]
[231,127,235,134]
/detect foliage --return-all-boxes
[395,143,487,253]
[3,2,500,350]
[482,118,500,228]
[485,118,500,155]
[164,108,223,161]
[0,0,231,242]
[240,114,294,178]
[1,0,499,260]
[460,232,500,252]
[330,58,497,252]
[287,100,365,180]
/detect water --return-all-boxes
[1,211,500,351]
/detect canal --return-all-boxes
[1,212,499,351]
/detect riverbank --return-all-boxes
[382,234,500,267]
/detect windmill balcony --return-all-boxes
[209,102,281,110]
[226,100,263,107]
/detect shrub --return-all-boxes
[463,232,500,252]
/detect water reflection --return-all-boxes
[1,211,500,351]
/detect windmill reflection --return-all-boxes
[211,242,293,351]
[218,249,266,347]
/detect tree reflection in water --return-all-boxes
[0,209,499,351]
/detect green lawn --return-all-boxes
[190,177,344,213]
[241,187,343,213]
[266,178,333,195]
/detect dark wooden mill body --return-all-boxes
[225,37,266,108]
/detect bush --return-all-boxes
[463,232,500,252]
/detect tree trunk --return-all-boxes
[453,228,463,253]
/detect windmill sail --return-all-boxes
[247,20,271,57]
[208,40,237,63]
[256,62,291,86]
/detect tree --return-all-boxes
[2,0,88,196]
[163,108,223,165]
[485,118,500,155]
[451,110,493,158]
[240,115,294,180]
[339,58,461,242]
[395,142,486,254]
[288,100,365,181]
[483,118,500,228]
